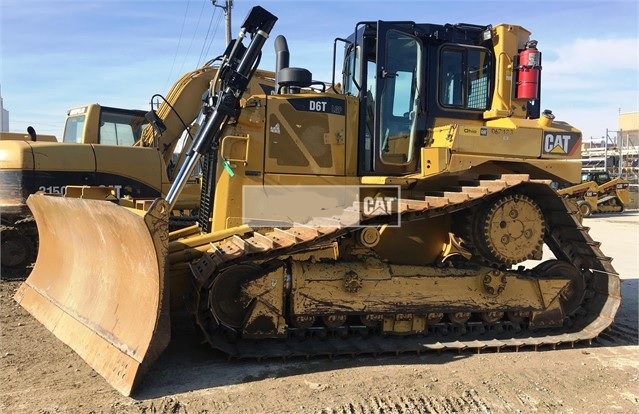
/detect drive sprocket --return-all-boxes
[467,193,545,265]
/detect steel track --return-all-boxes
[188,174,621,358]
[1,217,37,279]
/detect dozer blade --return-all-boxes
[13,193,170,396]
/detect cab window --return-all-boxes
[62,115,85,143]
[343,44,361,96]
[99,110,148,146]
[439,46,491,110]
[379,30,422,165]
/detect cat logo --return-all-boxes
[542,132,580,155]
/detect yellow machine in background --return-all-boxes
[0,129,57,142]
[558,170,630,217]
[0,66,275,278]
[15,6,619,396]
[1,104,151,277]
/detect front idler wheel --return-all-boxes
[208,264,264,329]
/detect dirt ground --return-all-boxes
[1,213,638,414]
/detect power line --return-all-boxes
[178,0,207,75]
[165,0,191,92]
[198,10,223,66]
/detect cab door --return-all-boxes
[363,22,424,175]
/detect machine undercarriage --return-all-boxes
[186,175,620,358]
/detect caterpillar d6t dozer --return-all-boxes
[15,6,620,396]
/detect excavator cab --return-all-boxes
[62,104,149,145]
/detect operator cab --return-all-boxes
[582,171,611,186]
[63,105,148,146]
[339,21,495,176]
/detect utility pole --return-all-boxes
[212,0,233,45]
[604,130,608,171]
[619,129,624,178]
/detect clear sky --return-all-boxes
[1,0,637,142]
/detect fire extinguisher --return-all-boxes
[516,40,541,100]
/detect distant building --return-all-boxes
[0,84,8,132]
[580,112,639,183]
[617,112,638,150]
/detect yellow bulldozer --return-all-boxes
[14,6,620,396]
[557,170,630,217]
